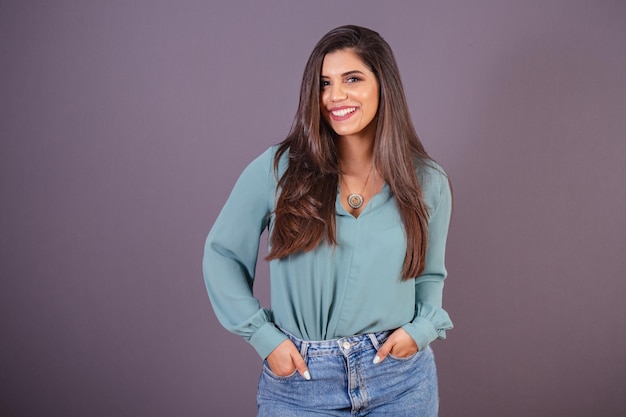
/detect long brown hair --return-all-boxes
[266,25,435,279]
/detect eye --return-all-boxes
[320,79,330,88]
[346,76,361,83]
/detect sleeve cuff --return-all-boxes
[402,318,440,351]
[248,322,289,359]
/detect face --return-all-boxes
[319,49,380,141]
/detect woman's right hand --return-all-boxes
[266,339,311,380]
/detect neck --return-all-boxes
[336,136,374,175]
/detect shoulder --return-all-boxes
[415,159,449,192]
[231,146,280,192]
[254,144,289,178]
[250,145,279,167]
[242,145,281,176]
[237,144,292,189]
[415,159,451,212]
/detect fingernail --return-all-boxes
[303,370,311,380]
[373,355,381,364]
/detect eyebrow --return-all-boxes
[320,70,366,78]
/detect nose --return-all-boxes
[329,83,348,102]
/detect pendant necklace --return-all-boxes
[343,164,374,210]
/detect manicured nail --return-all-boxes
[373,355,381,364]
[303,370,311,380]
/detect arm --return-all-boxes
[202,147,288,359]
[401,168,454,351]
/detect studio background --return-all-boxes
[1,1,625,416]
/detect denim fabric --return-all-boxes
[257,330,439,417]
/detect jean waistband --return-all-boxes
[279,328,393,358]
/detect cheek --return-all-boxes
[358,89,376,107]
[320,90,330,106]
[362,92,378,115]
[368,88,380,107]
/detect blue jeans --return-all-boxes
[257,329,439,416]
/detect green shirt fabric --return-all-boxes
[203,146,453,359]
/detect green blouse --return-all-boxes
[203,146,453,359]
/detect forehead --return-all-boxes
[321,49,372,76]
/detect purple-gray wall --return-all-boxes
[2,1,625,416]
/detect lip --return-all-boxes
[327,106,358,121]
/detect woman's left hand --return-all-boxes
[373,328,418,364]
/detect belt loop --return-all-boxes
[368,333,381,350]
[299,340,309,360]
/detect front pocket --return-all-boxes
[387,349,420,362]
[262,360,299,380]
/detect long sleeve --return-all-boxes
[202,147,288,359]
[402,166,454,350]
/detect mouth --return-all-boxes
[329,107,357,120]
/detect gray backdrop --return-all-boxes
[1,1,625,416]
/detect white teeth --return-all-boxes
[331,107,356,117]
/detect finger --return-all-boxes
[291,352,311,380]
[373,340,392,364]
[266,340,298,376]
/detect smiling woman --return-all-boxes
[203,25,453,417]
[320,49,380,142]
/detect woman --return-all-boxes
[203,25,453,416]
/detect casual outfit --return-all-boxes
[203,146,452,415]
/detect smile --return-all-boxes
[331,107,357,117]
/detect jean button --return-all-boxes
[342,341,351,350]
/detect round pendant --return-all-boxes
[347,193,364,209]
